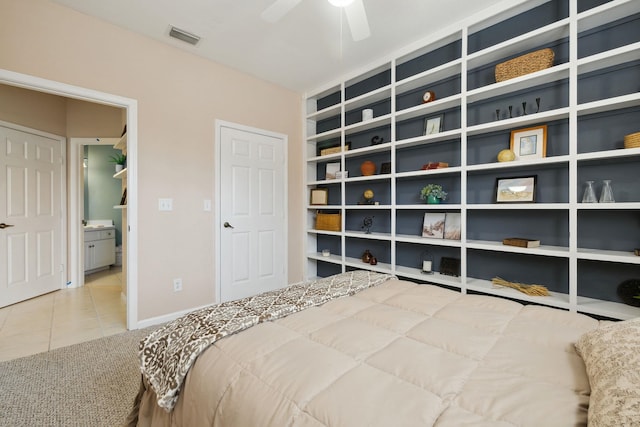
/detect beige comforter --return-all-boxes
[129,278,599,426]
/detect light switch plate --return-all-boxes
[204,199,212,211]
[159,198,173,211]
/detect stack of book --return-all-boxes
[502,237,540,248]
[422,162,449,170]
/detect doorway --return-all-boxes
[0,69,139,330]
[215,120,288,302]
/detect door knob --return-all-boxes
[223,222,234,229]
[0,223,14,229]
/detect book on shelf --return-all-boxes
[422,162,449,170]
[502,238,540,248]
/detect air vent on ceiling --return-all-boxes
[169,26,201,46]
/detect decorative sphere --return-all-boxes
[497,149,516,162]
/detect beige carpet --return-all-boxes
[0,326,158,427]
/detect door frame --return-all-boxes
[69,137,119,289]
[214,120,288,302]
[0,68,140,330]
[0,119,67,293]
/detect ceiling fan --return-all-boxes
[261,0,371,41]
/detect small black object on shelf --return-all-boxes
[371,135,384,145]
[440,257,460,277]
[508,105,513,118]
[536,97,541,113]
[361,216,374,234]
[617,279,640,307]
[522,101,527,115]
[495,109,500,120]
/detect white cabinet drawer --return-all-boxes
[100,229,115,239]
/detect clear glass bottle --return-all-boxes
[599,180,615,203]
[582,181,597,203]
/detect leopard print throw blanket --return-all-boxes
[139,270,396,411]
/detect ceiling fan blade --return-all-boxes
[261,0,303,23]
[344,0,370,41]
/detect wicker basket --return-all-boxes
[495,48,555,82]
[315,212,341,232]
[624,132,640,149]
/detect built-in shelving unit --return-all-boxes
[304,0,640,320]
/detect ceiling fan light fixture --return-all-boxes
[328,0,354,7]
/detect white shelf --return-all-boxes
[344,230,392,241]
[466,64,570,104]
[466,18,570,69]
[113,168,127,179]
[394,266,462,289]
[345,85,392,111]
[344,256,392,274]
[577,0,640,33]
[466,155,570,172]
[114,133,127,151]
[113,205,127,209]
[395,167,462,179]
[465,277,571,309]
[395,234,462,247]
[467,240,570,257]
[303,0,640,320]
[577,248,640,265]
[577,296,640,321]
[396,60,463,95]
[395,94,462,122]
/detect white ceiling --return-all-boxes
[51,0,508,93]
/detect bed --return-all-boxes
[125,271,640,427]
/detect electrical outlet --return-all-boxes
[173,278,182,292]
[203,199,212,211]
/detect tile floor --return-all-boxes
[0,266,126,362]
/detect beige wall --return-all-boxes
[0,0,304,322]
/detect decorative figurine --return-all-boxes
[371,135,384,145]
[522,101,527,115]
[361,249,373,263]
[359,189,375,205]
[369,257,378,265]
[536,97,541,113]
[496,109,500,120]
[509,105,513,118]
[362,216,374,234]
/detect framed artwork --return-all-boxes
[424,114,444,135]
[422,212,446,239]
[495,176,537,203]
[380,162,391,174]
[325,162,340,180]
[510,125,547,160]
[310,188,329,205]
[444,212,461,240]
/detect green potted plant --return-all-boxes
[420,184,447,204]
[109,153,126,172]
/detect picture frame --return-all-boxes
[310,188,329,205]
[495,175,537,203]
[380,162,391,174]
[424,114,444,135]
[444,212,461,240]
[510,125,547,160]
[422,212,446,239]
[325,162,340,180]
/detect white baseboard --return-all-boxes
[135,303,211,329]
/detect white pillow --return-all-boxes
[575,317,640,427]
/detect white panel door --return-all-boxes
[219,125,286,302]
[0,125,63,308]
